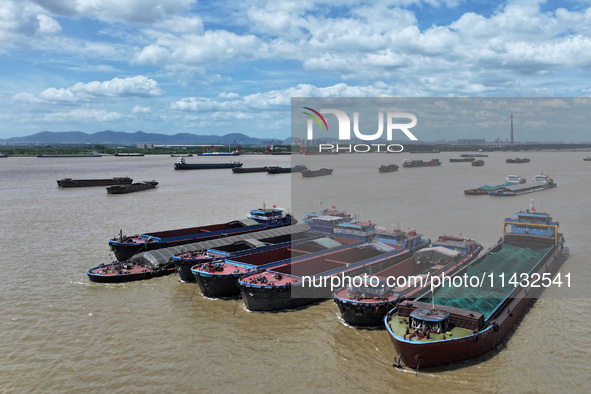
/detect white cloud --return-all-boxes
[132,106,151,113]
[0,1,61,50]
[133,30,261,66]
[15,76,163,103]
[35,0,195,23]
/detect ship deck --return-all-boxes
[419,242,552,320]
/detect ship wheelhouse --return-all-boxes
[409,308,451,334]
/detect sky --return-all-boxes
[1,0,591,142]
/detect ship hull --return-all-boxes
[240,249,417,312]
[110,227,257,261]
[336,300,398,326]
[196,273,245,298]
[86,264,176,283]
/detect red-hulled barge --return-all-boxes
[385,204,565,369]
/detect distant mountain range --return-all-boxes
[0,131,290,145]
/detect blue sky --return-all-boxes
[1,0,590,141]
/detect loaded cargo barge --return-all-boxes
[385,202,565,369]
[237,217,429,311]
[334,235,482,327]
[109,208,295,261]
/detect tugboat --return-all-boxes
[334,235,482,327]
[109,207,296,261]
[238,218,429,312]
[384,201,565,369]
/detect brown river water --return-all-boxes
[0,152,589,392]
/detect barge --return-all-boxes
[174,157,242,170]
[402,159,441,168]
[488,174,556,196]
[106,180,158,194]
[57,177,132,188]
[108,207,295,261]
[173,232,313,282]
[301,168,334,177]
[384,202,565,369]
[334,235,482,327]
[238,218,429,311]
[86,260,176,283]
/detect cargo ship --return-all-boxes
[191,232,357,297]
[237,218,429,311]
[384,201,565,369]
[108,207,296,261]
[57,177,132,188]
[464,175,526,195]
[402,159,441,168]
[334,235,482,327]
[174,157,242,170]
[488,174,556,196]
[173,232,313,282]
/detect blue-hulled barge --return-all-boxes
[109,208,296,261]
[172,232,313,282]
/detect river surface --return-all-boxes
[0,151,589,392]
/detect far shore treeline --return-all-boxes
[1,143,591,157]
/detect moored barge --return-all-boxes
[384,202,565,369]
[238,218,429,311]
[334,235,482,327]
[191,234,357,297]
[173,232,313,282]
[109,207,296,261]
[86,260,176,283]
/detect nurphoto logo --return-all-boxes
[303,107,418,153]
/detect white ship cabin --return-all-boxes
[506,175,526,184]
[532,174,551,184]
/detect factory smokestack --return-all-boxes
[510,114,514,147]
